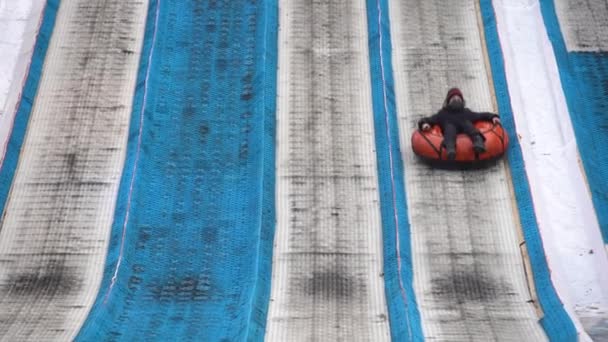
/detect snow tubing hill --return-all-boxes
[411,121,508,169]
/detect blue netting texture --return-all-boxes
[366,0,423,340]
[76,0,278,340]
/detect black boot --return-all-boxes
[472,134,486,154]
[446,146,456,160]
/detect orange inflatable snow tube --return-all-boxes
[411,121,509,169]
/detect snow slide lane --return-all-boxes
[265,0,391,340]
[76,0,279,340]
[0,0,148,340]
[389,0,547,340]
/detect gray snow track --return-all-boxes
[555,0,608,52]
[0,1,147,341]
[388,1,547,341]
[265,0,390,341]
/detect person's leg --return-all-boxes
[462,120,486,153]
[441,123,458,160]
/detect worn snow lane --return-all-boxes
[0,1,147,340]
[265,1,390,341]
[388,0,547,340]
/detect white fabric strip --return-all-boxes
[0,1,45,168]
[493,0,608,340]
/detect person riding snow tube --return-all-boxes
[411,88,509,169]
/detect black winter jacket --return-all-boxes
[417,108,499,130]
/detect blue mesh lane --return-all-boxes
[365,0,423,340]
[0,0,60,218]
[539,0,608,245]
[77,0,278,340]
[247,0,278,339]
[479,1,577,340]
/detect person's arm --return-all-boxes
[418,113,439,130]
[469,110,500,123]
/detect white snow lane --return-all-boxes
[265,0,390,341]
[0,1,147,341]
[494,0,608,340]
[0,1,45,166]
[389,0,547,340]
